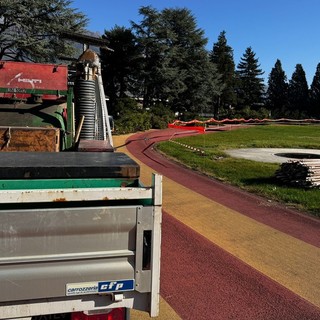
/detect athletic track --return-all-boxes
[114,128,320,320]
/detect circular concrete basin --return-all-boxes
[225,148,320,163]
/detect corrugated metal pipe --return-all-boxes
[74,79,96,140]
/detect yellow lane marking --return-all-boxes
[115,135,181,319]
[162,178,320,308]
[131,298,182,320]
[114,134,320,310]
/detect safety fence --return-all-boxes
[168,118,320,132]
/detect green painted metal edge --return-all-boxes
[0,178,139,190]
[0,88,69,95]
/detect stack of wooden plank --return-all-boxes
[275,160,320,188]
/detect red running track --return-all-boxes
[161,213,320,319]
[123,129,320,319]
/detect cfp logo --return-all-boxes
[98,280,134,293]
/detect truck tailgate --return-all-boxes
[0,205,142,302]
[0,152,162,318]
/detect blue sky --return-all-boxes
[71,0,320,85]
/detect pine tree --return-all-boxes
[131,6,166,109]
[160,7,221,114]
[309,63,320,118]
[210,31,236,117]
[100,26,141,114]
[236,47,265,110]
[131,6,221,114]
[288,64,309,118]
[266,59,288,118]
[0,0,88,62]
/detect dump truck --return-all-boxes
[0,53,162,320]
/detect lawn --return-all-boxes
[156,124,320,216]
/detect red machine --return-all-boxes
[0,61,68,100]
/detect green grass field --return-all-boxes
[156,125,320,216]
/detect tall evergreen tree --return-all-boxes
[266,59,288,118]
[160,7,221,114]
[0,0,88,62]
[210,31,236,117]
[131,6,221,114]
[288,64,309,118]
[236,47,265,110]
[131,6,166,109]
[309,63,320,118]
[100,26,141,114]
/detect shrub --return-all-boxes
[115,110,151,134]
[150,104,175,129]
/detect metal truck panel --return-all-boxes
[0,173,162,318]
[0,258,134,302]
[0,206,147,302]
[0,186,152,204]
[0,61,68,91]
[0,206,137,258]
[0,103,66,130]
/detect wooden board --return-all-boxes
[0,126,60,152]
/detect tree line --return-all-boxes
[1,1,319,131]
[100,6,320,123]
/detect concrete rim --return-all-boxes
[225,148,320,163]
